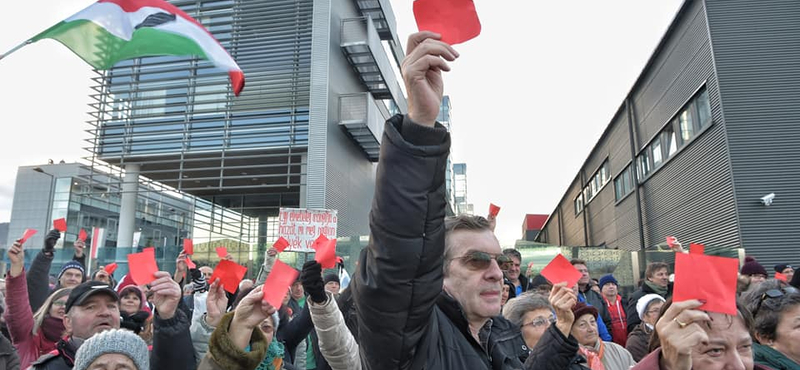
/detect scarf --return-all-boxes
[41,316,66,342]
[255,340,285,370]
[644,280,668,297]
[579,341,606,370]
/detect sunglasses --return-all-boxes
[450,251,511,271]
[753,287,799,318]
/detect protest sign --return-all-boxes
[278,208,338,252]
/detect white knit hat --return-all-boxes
[636,294,666,320]
[74,329,149,370]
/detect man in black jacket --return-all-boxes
[626,261,673,333]
[30,273,196,370]
[351,31,527,370]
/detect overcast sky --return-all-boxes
[0,0,683,246]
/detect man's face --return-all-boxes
[199,267,213,280]
[291,281,304,300]
[574,264,590,286]
[64,294,121,340]
[324,281,340,294]
[601,283,617,298]
[87,353,135,370]
[648,267,670,288]
[691,312,754,370]
[443,230,504,322]
[506,256,521,281]
[94,270,111,285]
[60,268,83,288]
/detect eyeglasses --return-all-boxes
[522,316,556,329]
[51,301,67,308]
[753,287,799,318]
[449,251,512,271]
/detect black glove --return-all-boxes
[301,260,326,304]
[43,229,61,254]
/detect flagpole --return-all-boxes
[0,40,33,61]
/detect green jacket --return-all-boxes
[754,343,800,370]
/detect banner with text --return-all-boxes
[278,208,338,252]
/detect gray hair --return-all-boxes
[742,279,800,342]
[501,292,552,327]
[443,215,494,276]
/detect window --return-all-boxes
[651,138,663,167]
[582,161,610,205]
[678,106,694,143]
[637,150,651,180]
[696,89,712,129]
[662,125,678,157]
[614,165,634,201]
[574,195,584,215]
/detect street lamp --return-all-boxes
[32,167,55,234]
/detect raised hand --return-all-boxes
[267,247,278,257]
[549,282,578,337]
[43,229,61,254]
[401,31,459,127]
[149,271,182,320]
[656,300,711,370]
[301,260,327,304]
[7,241,24,277]
[205,279,228,327]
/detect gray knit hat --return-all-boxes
[74,329,149,370]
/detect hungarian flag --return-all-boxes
[19,0,244,95]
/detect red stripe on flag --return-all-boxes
[91,228,101,259]
[230,71,244,97]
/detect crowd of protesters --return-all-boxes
[1,31,800,370]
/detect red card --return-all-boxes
[53,218,67,232]
[216,247,228,259]
[540,254,582,288]
[209,260,247,294]
[78,229,87,242]
[689,243,705,254]
[314,238,338,269]
[143,247,155,254]
[262,260,299,308]
[311,234,328,250]
[775,272,788,282]
[19,229,38,245]
[127,249,159,286]
[673,252,738,315]
[183,239,194,255]
[185,256,196,269]
[273,237,290,253]
[413,0,481,45]
[104,262,118,275]
[489,203,501,217]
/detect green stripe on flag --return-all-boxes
[32,20,208,69]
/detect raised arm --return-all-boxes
[27,229,61,311]
[5,241,36,346]
[351,31,457,370]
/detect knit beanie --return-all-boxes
[323,273,340,285]
[740,256,767,276]
[636,294,666,320]
[775,264,794,273]
[73,329,149,370]
[58,261,86,281]
[598,274,618,289]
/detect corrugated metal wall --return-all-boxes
[323,0,376,237]
[632,0,739,250]
[706,0,800,267]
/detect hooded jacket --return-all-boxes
[351,115,527,370]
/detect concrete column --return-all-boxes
[117,164,140,249]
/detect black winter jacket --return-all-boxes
[0,333,20,370]
[27,251,86,312]
[580,288,612,333]
[30,308,196,370]
[625,282,672,333]
[524,324,587,370]
[352,115,526,370]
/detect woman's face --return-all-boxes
[120,291,141,314]
[520,308,553,349]
[643,301,664,326]
[49,296,68,319]
[690,312,754,370]
[771,304,800,365]
[570,314,598,347]
[501,285,510,305]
